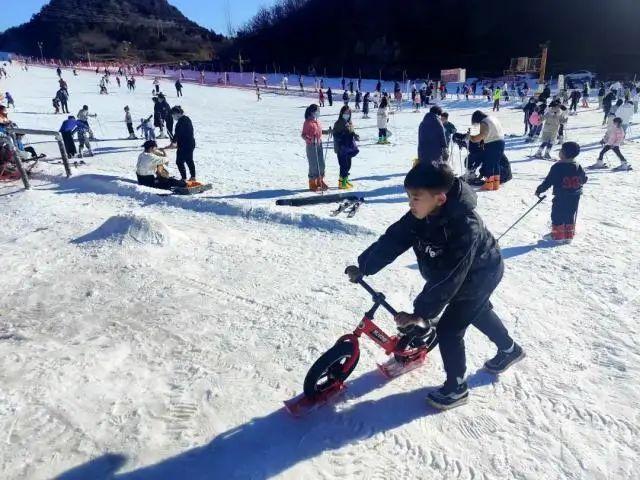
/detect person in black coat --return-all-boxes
[345,163,523,410]
[602,91,616,125]
[175,79,183,97]
[168,106,196,181]
[157,94,173,140]
[327,87,333,107]
[522,97,536,135]
[417,106,447,163]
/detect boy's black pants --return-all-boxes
[436,260,513,383]
[176,147,196,179]
[551,194,580,227]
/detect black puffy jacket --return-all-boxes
[358,178,502,320]
[417,112,447,163]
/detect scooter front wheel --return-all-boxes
[303,340,360,398]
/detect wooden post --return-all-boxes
[56,134,72,177]
[539,42,549,84]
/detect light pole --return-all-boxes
[37,42,44,62]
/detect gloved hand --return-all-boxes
[394,312,422,327]
[344,265,363,283]
[534,187,542,197]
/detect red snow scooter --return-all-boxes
[284,278,438,417]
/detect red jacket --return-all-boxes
[301,119,322,145]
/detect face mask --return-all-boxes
[342,114,350,121]
[172,114,180,121]
[312,112,319,119]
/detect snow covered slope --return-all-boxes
[0,65,638,480]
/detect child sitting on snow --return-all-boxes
[591,117,632,171]
[535,142,587,242]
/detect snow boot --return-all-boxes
[613,162,632,171]
[481,175,500,191]
[484,343,526,374]
[426,378,469,410]
[338,177,352,190]
[588,160,609,169]
[345,176,353,188]
[318,177,329,191]
[533,150,544,159]
[308,178,319,192]
[543,150,552,160]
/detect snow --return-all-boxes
[1,64,639,480]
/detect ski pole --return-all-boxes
[497,195,547,242]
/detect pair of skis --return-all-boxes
[330,197,364,218]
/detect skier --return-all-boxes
[318,88,325,107]
[418,106,447,163]
[441,112,457,151]
[533,101,563,159]
[116,76,121,88]
[591,117,631,171]
[346,162,524,410]
[77,105,96,140]
[301,104,329,192]
[175,79,183,97]
[615,100,634,135]
[76,121,93,158]
[492,87,502,112]
[342,78,346,91]
[124,106,137,139]
[167,106,197,182]
[523,97,536,135]
[56,88,69,114]
[299,75,304,92]
[349,80,354,94]
[52,97,61,114]
[333,106,360,190]
[342,90,349,106]
[597,84,606,110]
[153,97,166,139]
[468,110,505,191]
[256,85,262,101]
[525,106,543,143]
[4,92,15,109]
[569,89,581,115]
[362,92,370,119]
[581,84,590,108]
[282,75,289,91]
[557,105,569,144]
[136,140,186,190]
[137,115,155,141]
[602,91,616,125]
[355,91,362,112]
[535,142,587,242]
[58,116,78,158]
[56,67,62,78]
[157,94,173,140]
[327,87,333,107]
[377,97,390,144]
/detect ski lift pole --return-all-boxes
[497,195,546,242]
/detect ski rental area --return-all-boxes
[1,64,639,479]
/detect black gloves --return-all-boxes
[345,265,363,283]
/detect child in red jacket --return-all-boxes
[301,104,330,191]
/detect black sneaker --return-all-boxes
[484,343,525,374]
[426,379,469,410]
[396,324,438,353]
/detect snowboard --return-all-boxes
[171,183,212,195]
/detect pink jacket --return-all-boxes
[529,111,542,126]
[301,119,322,145]
[604,125,625,147]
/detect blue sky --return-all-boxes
[0,0,278,35]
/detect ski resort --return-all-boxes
[1,1,639,479]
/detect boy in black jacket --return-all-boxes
[345,163,524,410]
[535,142,587,242]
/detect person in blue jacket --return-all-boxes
[59,116,78,157]
[418,106,447,163]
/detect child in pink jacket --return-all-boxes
[525,107,543,142]
[301,104,329,191]
[591,117,632,171]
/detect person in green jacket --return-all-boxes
[492,87,502,112]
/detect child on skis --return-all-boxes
[533,101,563,159]
[525,107,543,143]
[591,117,632,171]
[124,106,136,139]
[345,162,524,410]
[377,97,390,144]
[137,115,155,141]
[76,122,93,158]
[535,142,587,242]
[301,104,329,192]
[333,106,360,190]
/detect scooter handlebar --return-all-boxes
[357,279,398,316]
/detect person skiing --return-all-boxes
[153,97,166,139]
[568,89,581,115]
[327,87,333,107]
[59,116,78,158]
[597,84,606,110]
[167,106,197,182]
[602,91,617,125]
[362,92,371,119]
[157,94,173,140]
[492,87,502,112]
[76,121,93,158]
[377,97,390,144]
[468,110,505,191]
[525,106,543,143]
[136,140,186,190]
[345,162,524,410]
[581,84,590,108]
[175,79,183,97]
[52,97,61,114]
[301,104,329,192]
[523,97,536,135]
[441,112,457,151]
[418,106,447,163]
[318,88,325,107]
[124,106,137,139]
[591,117,631,171]
[535,142,587,242]
[116,76,121,88]
[342,90,349,106]
[4,92,15,109]
[355,91,362,112]
[333,106,360,190]
[137,115,155,141]
[56,88,69,114]
[615,100,634,135]
[77,105,96,140]
[533,101,563,159]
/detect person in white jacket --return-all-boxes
[615,100,635,135]
[135,140,186,190]
[377,97,390,144]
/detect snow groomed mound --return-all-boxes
[73,214,181,246]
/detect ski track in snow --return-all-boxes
[0,65,639,480]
